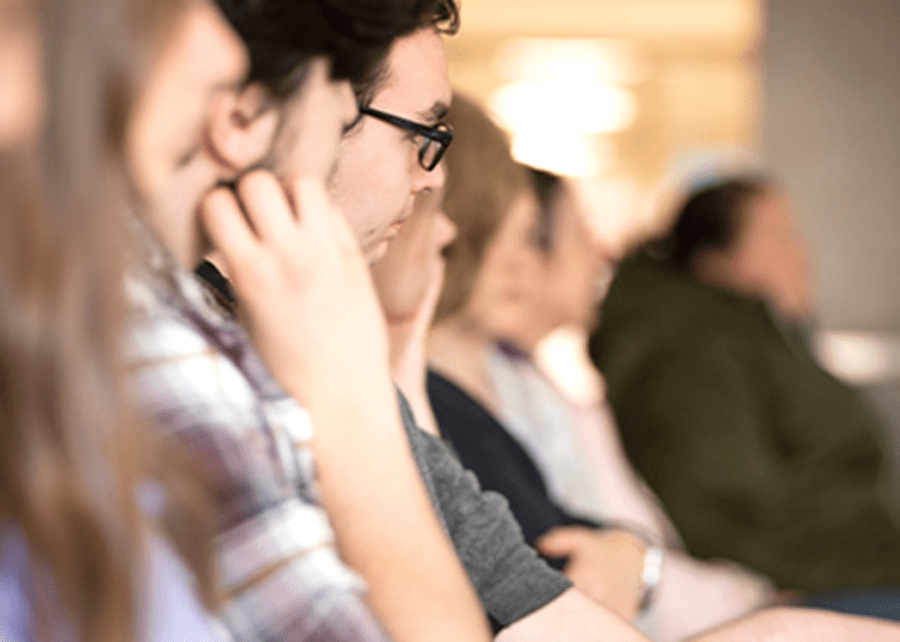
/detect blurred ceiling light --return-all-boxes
[494,38,648,85]
[490,81,637,135]
[509,131,612,178]
[489,37,640,178]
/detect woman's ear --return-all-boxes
[204,82,279,173]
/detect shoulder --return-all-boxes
[124,276,263,436]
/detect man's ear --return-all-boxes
[205,83,279,173]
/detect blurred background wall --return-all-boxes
[762,0,900,488]
[763,0,900,334]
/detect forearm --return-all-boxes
[305,374,490,642]
[686,607,900,642]
[654,551,774,642]
[496,588,650,642]
[387,321,441,437]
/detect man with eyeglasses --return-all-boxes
[195,7,629,638]
[327,31,455,265]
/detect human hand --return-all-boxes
[371,189,452,322]
[371,189,455,377]
[536,526,646,621]
[200,169,391,403]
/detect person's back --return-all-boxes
[592,180,900,594]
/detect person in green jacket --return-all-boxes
[590,177,900,601]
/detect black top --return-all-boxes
[428,369,600,570]
[196,260,236,308]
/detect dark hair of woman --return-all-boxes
[0,2,218,641]
[653,177,772,269]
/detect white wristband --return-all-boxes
[639,543,664,613]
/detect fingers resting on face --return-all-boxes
[371,188,455,321]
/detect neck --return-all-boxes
[428,314,500,412]
[509,323,546,355]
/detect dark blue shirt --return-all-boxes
[428,370,601,570]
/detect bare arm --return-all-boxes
[496,588,650,642]
[687,607,900,642]
[655,551,774,642]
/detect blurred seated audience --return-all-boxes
[488,168,779,640]
[421,93,774,638]
[591,177,900,617]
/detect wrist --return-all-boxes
[638,543,664,613]
[606,521,664,614]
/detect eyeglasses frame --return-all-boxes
[358,105,453,171]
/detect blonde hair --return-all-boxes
[0,2,218,641]
[436,92,528,320]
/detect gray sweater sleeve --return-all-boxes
[397,392,572,628]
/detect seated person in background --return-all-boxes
[420,92,773,639]
[423,94,647,622]
[591,177,900,616]
[485,167,779,641]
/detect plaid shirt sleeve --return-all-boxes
[125,277,392,642]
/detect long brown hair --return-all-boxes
[436,92,528,321]
[0,1,218,641]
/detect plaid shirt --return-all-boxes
[124,234,392,642]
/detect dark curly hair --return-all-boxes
[218,0,460,100]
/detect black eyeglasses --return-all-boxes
[358,105,453,171]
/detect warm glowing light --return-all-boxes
[487,37,642,178]
[494,38,648,85]
[490,82,636,135]
[509,131,611,177]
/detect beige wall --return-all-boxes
[763,0,900,332]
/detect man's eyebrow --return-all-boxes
[417,101,450,124]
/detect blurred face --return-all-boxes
[371,187,457,320]
[463,192,544,339]
[126,0,248,265]
[0,0,41,147]
[540,185,614,330]
[328,27,451,264]
[729,190,810,316]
